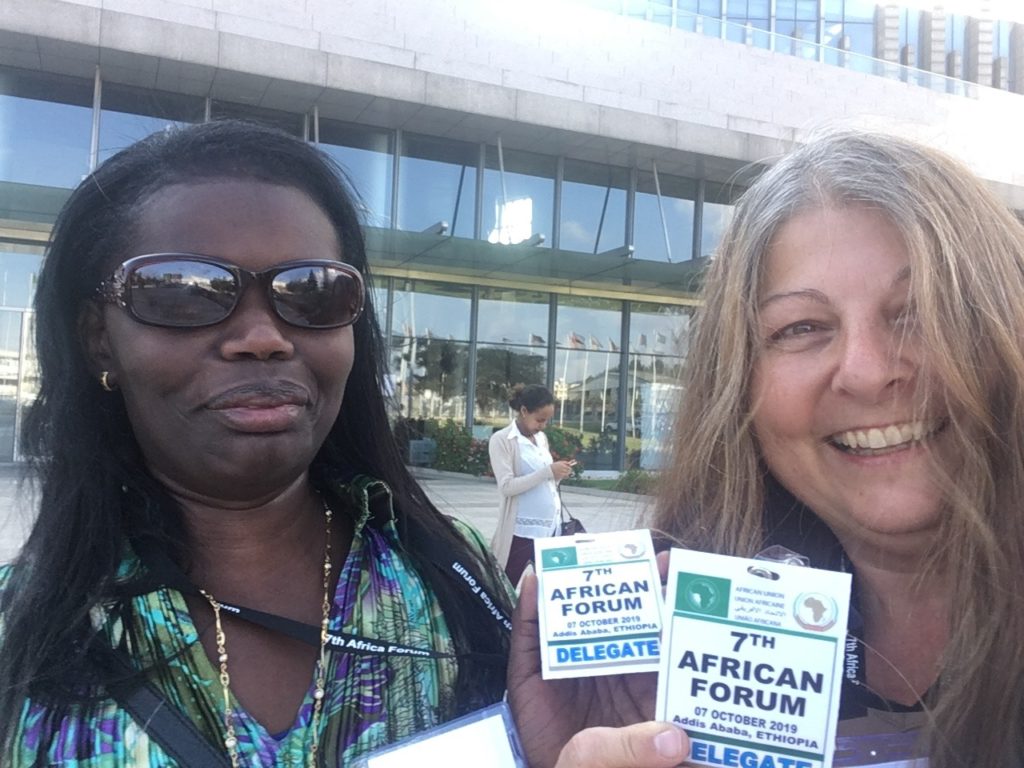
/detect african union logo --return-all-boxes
[676,572,731,618]
[619,541,646,559]
[541,546,578,569]
[794,592,838,631]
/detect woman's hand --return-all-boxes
[554,723,689,768]
[550,460,575,481]
[509,566,684,767]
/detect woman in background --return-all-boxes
[489,384,576,584]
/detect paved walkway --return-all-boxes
[0,465,654,564]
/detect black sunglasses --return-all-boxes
[96,254,365,330]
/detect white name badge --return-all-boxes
[534,529,663,679]
[657,549,852,768]
[353,703,526,767]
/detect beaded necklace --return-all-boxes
[200,500,333,768]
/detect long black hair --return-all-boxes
[0,120,511,753]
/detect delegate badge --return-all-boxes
[657,549,852,768]
[534,529,663,679]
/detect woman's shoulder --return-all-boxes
[449,516,492,554]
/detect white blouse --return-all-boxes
[511,423,561,539]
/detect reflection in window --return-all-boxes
[0,68,93,190]
[726,0,770,43]
[398,133,477,238]
[824,0,875,58]
[0,308,34,461]
[774,0,820,56]
[477,287,549,345]
[389,280,471,425]
[677,0,723,36]
[700,181,742,259]
[633,170,696,263]
[319,119,394,229]
[898,7,921,69]
[627,302,691,470]
[0,245,43,309]
[560,160,628,254]
[555,296,622,469]
[475,343,547,428]
[99,83,205,164]
[483,146,555,246]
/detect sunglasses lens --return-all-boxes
[128,260,237,327]
[271,264,363,328]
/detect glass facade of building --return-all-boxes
[0,65,730,468]
[600,0,1023,94]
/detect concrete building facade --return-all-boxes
[0,0,1022,470]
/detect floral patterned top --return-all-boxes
[3,477,509,767]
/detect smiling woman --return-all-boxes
[653,131,1024,767]
[0,121,515,766]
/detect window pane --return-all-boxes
[483,146,555,246]
[477,287,549,345]
[555,296,623,469]
[0,245,43,309]
[474,343,548,428]
[388,280,472,426]
[0,68,93,190]
[319,119,394,229]
[701,181,742,258]
[398,133,477,238]
[560,159,628,253]
[99,83,205,164]
[390,337,469,423]
[0,308,34,461]
[627,302,691,470]
[633,171,696,262]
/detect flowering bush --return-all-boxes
[427,420,490,475]
[545,426,584,478]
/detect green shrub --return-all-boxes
[614,468,658,495]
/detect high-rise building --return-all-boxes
[1,0,1021,469]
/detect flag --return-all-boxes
[568,332,585,349]
[589,335,602,350]
[530,333,546,346]
[608,338,619,352]
[638,333,648,348]
[655,331,668,346]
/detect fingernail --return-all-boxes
[653,728,685,759]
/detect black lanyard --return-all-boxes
[123,531,512,661]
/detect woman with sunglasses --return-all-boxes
[0,119,690,768]
[0,120,521,766]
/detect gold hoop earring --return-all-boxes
[100,371,117,392]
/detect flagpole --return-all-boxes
[601,345,611,434]
[630,344,639,438]
[560,338,570,427]
[579,346,588,433]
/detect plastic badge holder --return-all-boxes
[352,702,527,768]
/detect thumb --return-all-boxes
[555,723,689,768]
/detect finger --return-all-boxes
[656,550,670,582]
[555,723,689,768]
[508,571,542,690]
